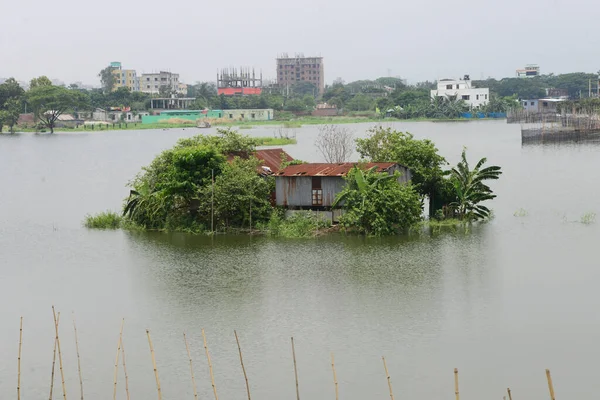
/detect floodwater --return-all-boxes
[1,121,600,399]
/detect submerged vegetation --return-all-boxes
[86,126,504,236]
[84,211,122,229]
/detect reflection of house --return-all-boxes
[274,163,411,209]
[430,75,489,108]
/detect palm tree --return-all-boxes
[449,149,502,221]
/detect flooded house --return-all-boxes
[274,162,412,209]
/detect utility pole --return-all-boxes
[211,169,214,234]
[589,79,592,98]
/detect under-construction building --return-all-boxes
[276,53,324,95]
[217,67,263,96]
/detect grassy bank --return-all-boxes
[10,115,487,135]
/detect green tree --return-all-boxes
[0,99,22,133]
[0,78,25,106]
[449,149,502,221]
[292,81,317,97]
[333,166,422,235]
[29,76,53,89]
[202,157,272,229]
[27,85,89,133]
[158,85,173,98]
[284,98,307,112]
[356,126,447,199]
[98,67,116,93]
[345,93,375,111]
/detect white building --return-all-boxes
[140,71,180,94]
[431,75,489,109]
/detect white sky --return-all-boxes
[1,0,599,86]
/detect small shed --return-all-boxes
[274,162,411,209]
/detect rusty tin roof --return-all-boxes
[275,162,397,177]
[255,148,294,174]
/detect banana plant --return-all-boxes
[449,149,502,220]
[332,166,395,208]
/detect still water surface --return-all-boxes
[1,121,599,399]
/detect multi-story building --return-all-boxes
[430,75,489,108]
[140,71,180,95]
[516,64,540,78]
[276,54,324,95]
[110,62,139,92]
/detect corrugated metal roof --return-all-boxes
[255,148,293,173]
[275,162,397,177]
[226,148,294,175]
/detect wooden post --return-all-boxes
[18,317,23,400]
[52,307,67,400]
[331,353,339,400]
[234,330,251,400]
[291,337,300,400]
[202,329,219,400]
[72,313,84,400]
[147,330,162,400]
[183,333,198,400]
[113,319,124,400]
[121,333,130,400]
[546,369,556,400]
[507,387,512,400]
[49,312,61,400]
[454,368,460,400]
[211,169,214,234]
[382,356,394,400]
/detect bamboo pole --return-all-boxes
[18,317,23,400]
[146,330,162,400]
[454,368,460,400]
[234,330,251,400]
[52,307,67,400]
[72,313,84,400]
[507,387,512,400]
[331,353,339,400]
[49,312,61,400]
[291,337,300,400]
[121,332,130,400]
[202,329,219,400]
[113,319,124,400]
[183,333,198,400]
[382,356,394,400]
[546,369,556,400]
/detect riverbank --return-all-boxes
[5,115,493,134]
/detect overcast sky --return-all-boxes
[2,0,599,86]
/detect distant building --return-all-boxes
[178,82,188,96]
[217,67,263,96]
[516,64,540,78]
[312,103,338,117]
[110,62,139,92]
[140,71,180,94]
[521,98,565,113]
[431,75,489,108]
[276,53,324,95]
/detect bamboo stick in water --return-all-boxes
[331,353,339,400]
[202,329,219,400]
[183,333,198,400]
[49,312,61,400]
[507,387,512,400]
[146,330,162,400]
[454,368,460,400]
[18,317,23,400]
[72,313,84,400]
[121,332,130,400]
[52,307,67,400]
[113,319,124,400]
[546,369,556,400]
[291,337,300,400]
[382,356,394,400]
[234,330,251,400]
